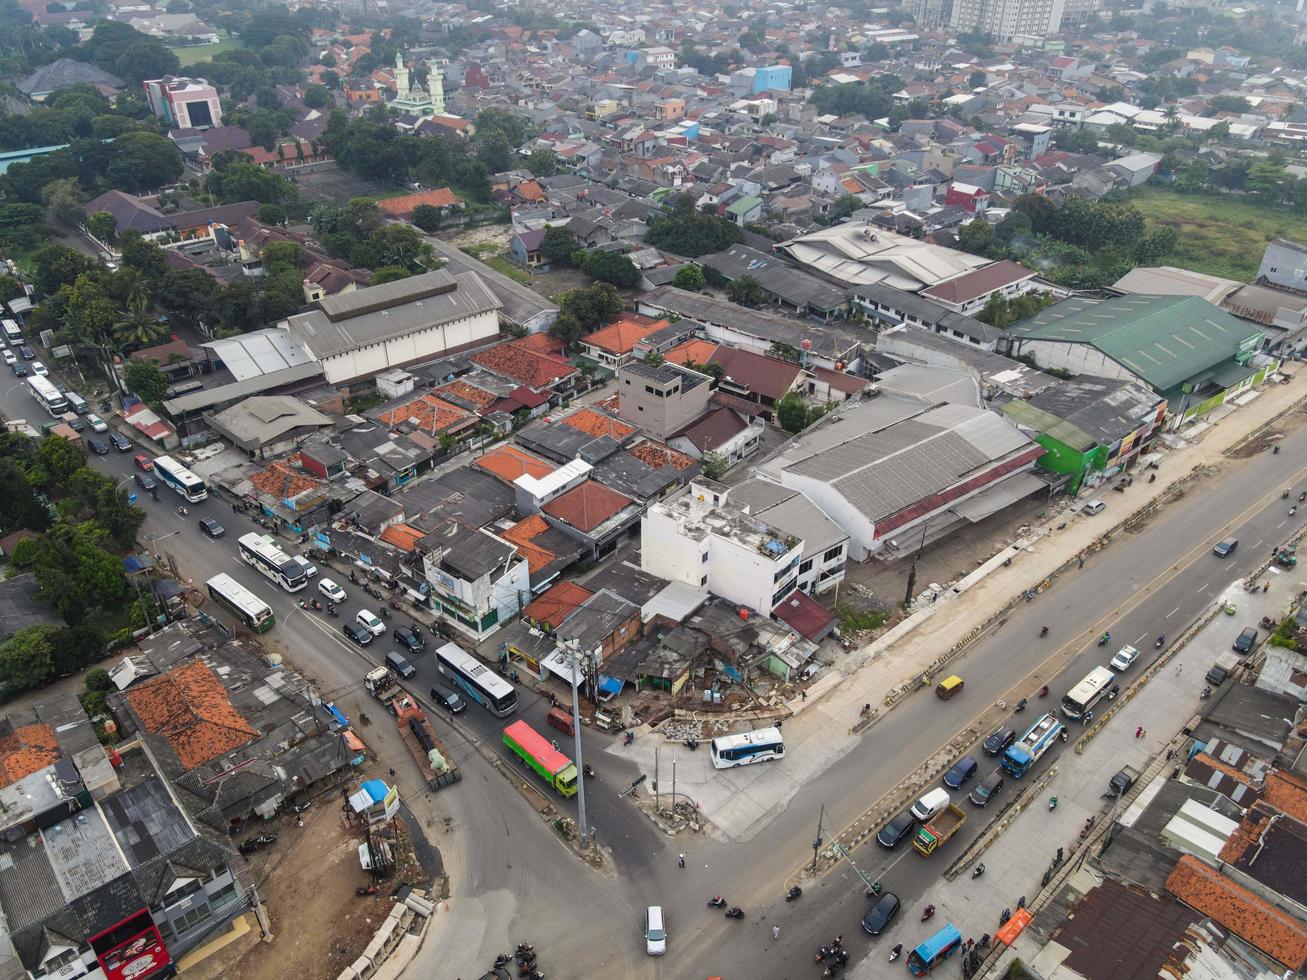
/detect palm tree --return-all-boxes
[1163,104,1180,131]
[113,295,168,350]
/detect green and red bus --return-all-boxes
[503,720,578,798]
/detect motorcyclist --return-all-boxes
[1039,625,1049,637]
[1156,634,1165,647]
[1100,631,1110,645]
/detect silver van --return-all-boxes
[64,391,88,414]
[1082,499,1106,515]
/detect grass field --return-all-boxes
[172,38,244,66]
[484,253,531,283]
[1131,186,1307,281]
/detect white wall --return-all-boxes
[641,508,706,587]
[1016,339,1141,385]
[318,309,499,385]
[781,471,876,561]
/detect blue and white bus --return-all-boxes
[435,642,518,717]
[153,455,208,503]
[710,727,786,769]
[237,533,309,593]
[908,924,963,976]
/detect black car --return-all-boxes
[1233,627,1258,654]
[1213,537,1238,557]
[968,770,1005,808]
[133,472,157,493]
[860,891,900,936]
[943,756,978,789]
[18,346,34,361]
[342,622,372,646]
[64,417,86,433]
[10,362,26,377]
[876,811,916,849]
[108,431,131,452]
[393,624,424,653]
[983,725,1016,756]
[86,436,108,455]
[198,518,225,538]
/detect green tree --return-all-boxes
[646,195,744,256]
[540,224,578,267]
[672,264,706,291]
[257,203,287,225]
[31,244,98,295]
[410,204,443,233]
[777,392,811,434]
[581,250,640,288]
[0,625,58,696]
[37,432,88,491]
[527,147,558,177]
[371,266,411,284]
[700,452,728,480]
[547,311,586,350]
[156,268,220,326]
[118,232,168,281]
[0,459,50,534]
[124,360,167,404]
[303,84,331,109]
[955,218,1004,259]
[726,274,765,306]
[557,281,624,331]
[103,131,184,192]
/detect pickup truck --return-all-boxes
[1108,765,1140,797]
[913,803,967,856]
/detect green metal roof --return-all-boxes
[726,195,763,216]
[1009,295,1263,391]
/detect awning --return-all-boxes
[950,472,1046,523]
[540,648,583,685]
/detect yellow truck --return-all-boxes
[914,803,966,856]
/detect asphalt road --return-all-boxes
[10,362,1307,978]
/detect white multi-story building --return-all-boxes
[418,520,530,640]
[641,488,804,615]
[949,0,1064,39]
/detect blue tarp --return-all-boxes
[123,555,148,573]
[598,676,623,695]
[327,703,348,727]
[360,778,389,803]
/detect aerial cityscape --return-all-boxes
[0,0,1305,976]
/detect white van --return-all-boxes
[64,391,88,415]
[644,906,666,955]
[911,787,951,822]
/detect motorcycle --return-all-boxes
[355,884,378,897]
[972,863,986,879]
[921,904,935,922]
[1284,491,1291,500]
[326,603,338,618]
[310,599,322,611]
[1038,685,1049,698]
[821,950,849,976]
[238,833,277,854]
[684,738,699,750]
[177,506,188,517]
[707,896,727,908]
[1155,635,1165,649]
[292,801,311,814]
[1098,632,1110,647]
[582,763,595,779]
[378,607,389,619]
[1060,728,1069,742]
[1200,686,1212,700]
[494,953,512,968]
[623,731,634,746]
[1300,492,1306,503]
[724,907,744,919]
[1106,684,1120,701]
[388,600,401,611]
[816,945,836,963]
[1048,795,1058,811]
[888,943,903,962]
[1014,697,1028,713]
[785,885,802,902]
[1039,626,1049,637]
[999,908,1012,926]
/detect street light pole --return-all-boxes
[810,803,826,875]
[564,639,590,849]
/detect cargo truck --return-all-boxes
[913,803,966,856]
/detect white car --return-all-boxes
[30,361,47,376]
[1110,645,1139,671]
[86,413,108,433]
[644,906,666,956]
[301,560,318,578]
[1,350,14,366]
[356,609,385,636]
[318,578,346,603]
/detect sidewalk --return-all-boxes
[844,550,1305,978]
[608,377,1307,842]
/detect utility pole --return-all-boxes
[904,519,930,607]
[564,639,590,848]
[810,803,826,875]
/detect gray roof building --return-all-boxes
[19,58,124,99]
[205,395,334,456]
[426,237,559,333]
[698,244,850,316]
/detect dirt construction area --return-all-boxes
[230,800,408,980]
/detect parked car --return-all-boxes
[342,622,372,646]
[86,414,107,433]
[134,454,154,471]
[1110,645,1140,671]
[108,431,130,452]
[86,436,108,455]
[63,416,85,433]
[198,518,225,538]
[968,770,1005,808]
[943,756,978,789]
[394,624,424,653]
[860,891,900,936]
[1233,627,1258,654]
[876,810,917,849]
[318,579,346,603]
[133,473,156,493]
[1,350,14,366]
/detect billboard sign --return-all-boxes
[90,909,172,980]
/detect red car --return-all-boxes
[133,454,153,472]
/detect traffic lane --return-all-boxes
[395,647,661,870]
[678,445,1307,975]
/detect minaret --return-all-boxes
[394,51,411,101]
[427,60,445,115]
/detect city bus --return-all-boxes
[28,376,67,417]
[1061,665,1116,720]
[206,573,274,633]
[502,720,577,798]
[237,533,309,593]
[153,456,208,503]
[710,727,786,770]
[908,923,964,976]
[434,642,518,717]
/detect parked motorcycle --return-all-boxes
[707,896,726,908]
[355,884,378,897]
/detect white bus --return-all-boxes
[434,642,518,717]
[710,727,786,769]
[237,533,309,593]
[206,573,274,632]
[28,377,67,417]
[153,456,208,503]
[1060,666,1116,720]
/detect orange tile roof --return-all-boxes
[379,522,426,551]
[514,180,545,201]
[472,342,577,390]
[127,660,259,771]
[543,480,634,532]
[558,407,636,440]
[501,514,555,573]
[476,445,556,484]
[1264,770,1307,823]
[513,333,566,355]
[629,440,695,471]
[376,188,459,216]
[582,318,670,355]
[523,580,593,628]
[663,339,719,366]
[249,457,322,499]
[1168,855,1307,970]
[435,379,498,412]
[0,723,60,788]
[377,392,473,435]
